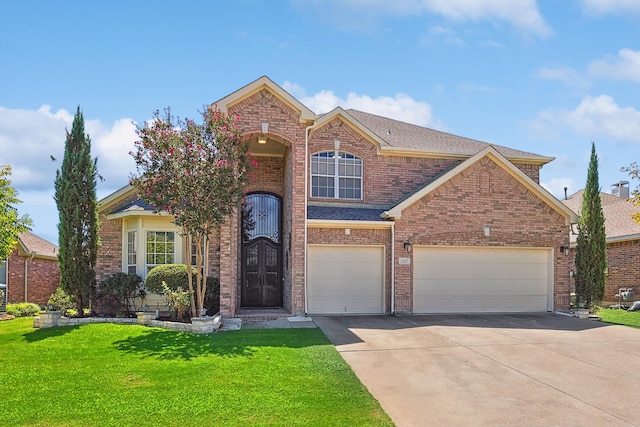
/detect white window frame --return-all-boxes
[311,151,362,200]
[127,231,137,275]
[145,231,176,275]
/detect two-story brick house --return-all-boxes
[96,76,578,317]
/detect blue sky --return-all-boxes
[1,0,639,244]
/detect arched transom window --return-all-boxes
[311,151,362,199]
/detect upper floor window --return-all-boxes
[311,151,362,200]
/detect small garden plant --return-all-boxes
[6,302,40,317]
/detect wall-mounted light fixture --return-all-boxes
[560,245,570,256]
[403,241,412,252]
[258,122,269,144]
[483,226,491,237]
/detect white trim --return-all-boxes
[307,219,393,229]
[215,76,315,123]
[107,210,171,221]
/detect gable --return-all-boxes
[383,146,578,225]
[215,76,315,124]
[311,108,388,152]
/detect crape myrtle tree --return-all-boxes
[574,142,607,309]
[54,107,100,316]
[620,162,640,223]
[0,165,32,261]
[130,106,252,317]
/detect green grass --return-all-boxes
[597,307,640,328]
[0,318,393,427]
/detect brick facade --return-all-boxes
[569,239,640,305]
[6,251,60,305]
[604,240,640,303]
[393,157,570,312]
[96,78,573,317]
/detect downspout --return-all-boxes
[304,120,318,315]
[391,222,395,314]
[24,253,35,302]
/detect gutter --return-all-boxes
[391,222,395,314]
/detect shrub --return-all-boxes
[96,273,144,316]
[145,264,189,294]
[47,287,76,315]
[161,282,192,322]
[6,302,40,317]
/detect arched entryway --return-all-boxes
[241,192,282,307]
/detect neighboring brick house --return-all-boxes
[562,183,640,305]
[96,76,578,317]
[1,231,60,305]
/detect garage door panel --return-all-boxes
[416,296,549,313]
[414,247,551,313]
[308,246,384,315]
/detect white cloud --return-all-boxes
[588,49,640,83]
[293,0,552,37]
[532,95,640,143]
[421,25,465,46]
[537,65,590,88]
[579,0,640,15]
[282,81,442,128]
[0,105,137,192]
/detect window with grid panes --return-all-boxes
[311,151,362,199]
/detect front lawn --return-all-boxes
[597,307,640,328]
[0,318,393,427]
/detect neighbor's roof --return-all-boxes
[345,109,553,164]
[17,231,58,259]
[563,190,640,243]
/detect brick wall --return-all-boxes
[7,252,60,305]
[604,240,640,303]
[219,89,309,316]
[309,117,541,206]
[95,213,123,282]
[569,239,640,305]
[393,157,570,312]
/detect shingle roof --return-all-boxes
[346,109,552,162]
[307,206,388,221]
[18,232,58,258]
[562,190,640,242]
[110,198,156,214]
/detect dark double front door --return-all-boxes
[241,193,282,307]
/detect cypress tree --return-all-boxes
[574,142,607,308]
[54,107,99,316]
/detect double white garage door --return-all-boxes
[307,245,552,315]
[413,247,552,313]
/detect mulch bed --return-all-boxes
[0,314,15,321]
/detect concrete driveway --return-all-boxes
[314,314,640,427]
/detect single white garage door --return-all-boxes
[414,247,551,313]
[308,245,384,315]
